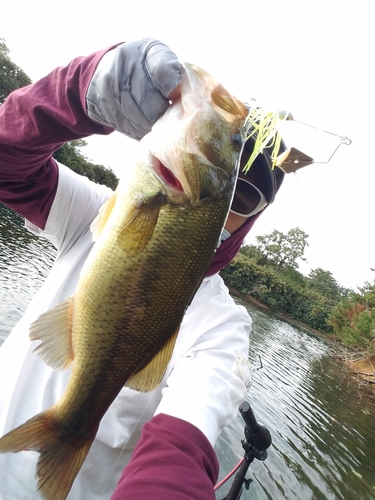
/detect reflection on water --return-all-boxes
[215,300,375,500]
[1,204,375,499]
[0,204,56,344]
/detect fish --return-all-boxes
[0,63,248,499]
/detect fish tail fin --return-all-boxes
[0,410,95,500]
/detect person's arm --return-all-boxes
[0,46,114,228]
[111,414,219,500]
[0,38,180,229]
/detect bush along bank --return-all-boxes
[220,249,375,394]
[220,253,335,332]
[220,245,375,352]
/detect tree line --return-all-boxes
[220,227,375,352]
[0,38,119,191]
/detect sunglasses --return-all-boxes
[230,177,267,217]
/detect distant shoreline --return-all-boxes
[228,286,375,397]
[228,286,328,338]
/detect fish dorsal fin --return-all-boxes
[29,297,74,371]
[125,328,179,392]
[117,193,165,254]
[90,191,117,241]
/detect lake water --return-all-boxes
[215,301,375,499]
[1,203,375,499]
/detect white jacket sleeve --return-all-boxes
[155,274,252,446]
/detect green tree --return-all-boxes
[239,244,267,264]
[307,268,343,302]
[280,264,306,287]
[357,281,375,309]
[0,38,31,104]
[327,280,375,348]
[53,141,119,190]
[220,251,334,332]
[0,38,119,190]
[255,227,309,270]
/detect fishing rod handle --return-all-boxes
[239,401,272,452]
[239,401,258,432]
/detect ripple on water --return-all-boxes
[215,299,375,500]
[0,204,56,345]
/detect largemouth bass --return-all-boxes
[0,63,248,499]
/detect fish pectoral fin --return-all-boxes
[0,409,95,500]
[30,297,74,371]
[118,193,165,254]
[126,328,179,392]
[90,190,117,241]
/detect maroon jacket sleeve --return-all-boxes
[0,46,117,229]
[111,414,219,500]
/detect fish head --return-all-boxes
[144,63,248,208]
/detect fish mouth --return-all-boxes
[151,155,184,193]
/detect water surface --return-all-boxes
[0,204,56,344]
[215,300,375,499]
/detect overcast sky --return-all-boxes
[1,0,374,290]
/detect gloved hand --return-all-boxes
[86,38,181,140]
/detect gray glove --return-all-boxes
[86,38,181,140]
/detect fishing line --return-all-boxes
[99,388,157,497]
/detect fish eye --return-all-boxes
[232,133,243,150]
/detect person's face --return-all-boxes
[224,210,248,233]
[224,155,267,234]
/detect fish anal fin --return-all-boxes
[0,409,95,500]
[30,297,74,371]
[126,328,179,392]
[117,193,165,254]
[90,191,117,241]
